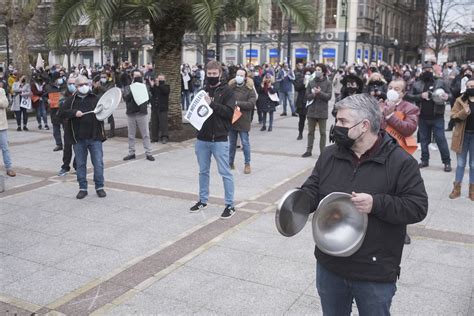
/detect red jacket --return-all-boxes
[381,100,420,137]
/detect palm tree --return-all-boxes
[1,0,40,78]
[48,0,314,130]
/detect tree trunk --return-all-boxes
[10,22,30,78]
[150,15,188,130]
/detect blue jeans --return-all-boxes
[228,130,250,165]
[455,131,474,183]
[181,90,191,111]
[73,139,104,191]
[195,140,234,206]
[316,262,396,316]
[418,117,451,164]
[0,130,12,170]
[35,100,48,126]
[279,91,295,114]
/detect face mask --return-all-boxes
[159,80,165,85]
[332,121,363,149]
[387,89,400,102]
[304,74,311,80]
[346,87,358,94]
[134,77,143,83]
[100,78,107,84]
[235,75,245,85]
[465,74,472,79]
[465,88,474,97]
[207,76,219,86]
[254,72,259,77]
[314,71,323,78]
[422,71,433,81]
[78,85,90,95]
[67,84,76,93]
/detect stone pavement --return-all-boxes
[0,103,472,315]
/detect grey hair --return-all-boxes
[335,94,382,133]
[75,75,88,85]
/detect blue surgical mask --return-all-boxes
[67,84,76,93]
[57,78,64,85]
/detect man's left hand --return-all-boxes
[351,192,373,214]
[204,94,211,105]
[440,93,449,101]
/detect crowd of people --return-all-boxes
[0,55,473,315]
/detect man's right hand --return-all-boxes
[421,92,430,100]
[76,111,83,118]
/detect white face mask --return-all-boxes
[100,78,107,84]
[254,72,259,77]
[387,89,400,102]
[78,85,90,95]
[235,75,245,85]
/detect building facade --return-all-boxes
[183,0,428,66]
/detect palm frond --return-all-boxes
[192,0,224,36]
[48,0,90,49]
[274,0,315,32]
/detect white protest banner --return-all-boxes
[130,82,149,106]
[184,90,213,131]
[20,98,32,110]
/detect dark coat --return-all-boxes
[256,83,278,113]
[151,84,170,112]
[301,133,428,283]
[123,84,150,115]
[228,78,256,132]
[305,76,332,119]
[197,83,235,142]
[58,93,106,144]
[294,72,307,116]
[405,78,450,118]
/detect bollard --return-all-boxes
[0,175,4,193]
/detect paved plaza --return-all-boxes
[0,104,473,315]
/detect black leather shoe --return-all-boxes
[76,191,88,199]
[302,152,312,158]
[297,134,303,140]
[280,113,287,116]
[123,154,136,161]
[404,234,411,245]
[444,164,452,172]
[260,126,266,131]
[291,113,298,117]
[96,189,107,198]
[53,145,63,152]
[146,155,155,161]
[418,161,429,168]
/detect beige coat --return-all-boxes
[450,97,472,153]
[0,88,8,131]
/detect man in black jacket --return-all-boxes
[122,70,154,161]
[189,61,236,219]
[300,94,428,315]
[150,74,170,144]
[405,63,451,171]
[58,75,107,199]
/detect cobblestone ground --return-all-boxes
[0,103,472,315]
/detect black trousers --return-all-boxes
[62,143,76,171]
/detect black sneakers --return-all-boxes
[146,155,155,161]
[190,201,207,212]
[96,189,107,198]
[76,191,88,199]
[123,154,136,161]
[220,205,236,219]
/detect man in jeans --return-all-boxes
[0,87,15,177]
[276,63,297,116]
[59,75,106,199]
[406,63,451,171]
[190,60,236,219]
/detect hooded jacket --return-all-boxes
[301,132,428,282]
[228,77,256,132]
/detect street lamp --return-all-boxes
[341,0,348,64]
[370,10,379,64]
[393,39,399,65]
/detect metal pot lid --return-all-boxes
[95,87,122,121]
[312,192,368,257]
[275,189,314,237]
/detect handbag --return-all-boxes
[232,106,242,124]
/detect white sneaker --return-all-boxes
[429,144,438,151]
